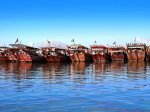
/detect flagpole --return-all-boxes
[94,40,97,45]
[134,37,136,43]
[71,39,75,45]
[47,40,51,47]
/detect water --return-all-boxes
[0,61,150,112]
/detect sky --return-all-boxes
[0,0,150,47]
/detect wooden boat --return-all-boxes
[9,48,32,62]
[146,46,150,61]
[108,46,126,61]
[0,47,10,61]
[23,46,46,62]
[42,47,70,62]
[9,44,46,62]
[127,43,146,61]
[90,45,109,62]
[0,47,17,62]
[67,44,92,62]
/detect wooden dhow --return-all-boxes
[0,47,17,62]
[146,46,150,61]
[67,44,92,62]
[108,45,126,61]
[127,43,146,61]
[42,47,70,62]
[9,44,46,62]
[90,45,109,62]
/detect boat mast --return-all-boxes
[134,37,137,44]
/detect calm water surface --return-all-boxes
[0,61,150,112]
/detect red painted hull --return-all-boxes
[30,55,46,62]
[127,51,137,61]
[46,55,70,62]
[9,49,32,62]
[70,53,79,62]
[70,53,92,62]
[111,54,124,61]
[0,56,8,61]
[0,54,18,62]
[77,53,85,62]
[127,51,145,61]
[25,50,46,62]
[137,51,145,61]
[46,55,55,62]
[7,54,18,61]
[15,53,32,62]
[78,53,92,62]
[53,55,70,62]
[92,54,106,62]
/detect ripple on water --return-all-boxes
[0,62,150,112]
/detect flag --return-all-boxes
[71,39,74,42]
[94,40,97,45]
[47,40,51,44]
[113,41,116,45]
[15,38,19,44]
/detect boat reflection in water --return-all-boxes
[0,62,32,75]
[70,62,86,74]
[42,62,70,78]
[127,61,146,79]
[92,62,106,75]
[0,61,148,78]
[0,61,150,112]
[108,61,124,73]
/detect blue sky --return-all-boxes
[0,0,150,47]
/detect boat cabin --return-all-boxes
[67,44,89,54]
[108,46,126,61]
[90,45,108,55]
[127,43,146,52]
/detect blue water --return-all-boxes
[0,62,150,112]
